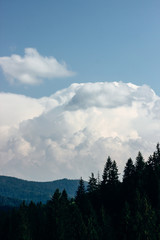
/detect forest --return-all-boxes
[1,144,160,240]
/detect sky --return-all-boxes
[0,0,160,181]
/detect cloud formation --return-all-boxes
[0,48,75,85]
[0,82,160,181]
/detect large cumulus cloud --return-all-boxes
[0,81,160,181]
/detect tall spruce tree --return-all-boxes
[75,177,85,202]
[123,158,136,202]
[135,152,146,192]
[87,173,97,193]
[102,156,112,185]
[135,151,145,174]
[123,158,135,181]
[110,160,119,184]
[148,143,160,171]
[130,192,157,240]
[102,157,119,185]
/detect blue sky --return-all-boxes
[1,0,160,97]
[0,0,160,181]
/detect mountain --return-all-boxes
[0,176,85,205]
[0,195,21,208]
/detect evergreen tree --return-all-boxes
[122,158,136,202]
[87,173,97,193]
[75,177,90,216]
[58,190,73,240]
[69,203,87,240]
[123,158,135,181]
[135,151,145,174]
[46,189,62,240]
[60,189,68,204]
[75,177,86,203]
[148,143,160,172]
[87,216,100,240]
[51,188,61,204]
[110,160,119,184]
[102,157,119,185]
[154,143,160,169]
[134,152,146,192]
[102,156,112,185]
[17,201,30,240]
[130,192,157,240]
[100,206,115,240]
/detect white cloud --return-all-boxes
[0,48,75,85]
[0,93,44,128]
[0,81,160,181]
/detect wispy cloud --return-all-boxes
[0,48,75,85]
[0,82,160,181]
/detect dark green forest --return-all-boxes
[1,144,160,240]
[0,177,82,204]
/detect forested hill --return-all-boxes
[0,195,22,208]
[0,176,83,204]
[1,144,160,239]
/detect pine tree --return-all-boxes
[123,158,136,202]
[51,188,61,204]
[87,216,100,240]
[135,152,145,192]
[120,201,131,240]
[148,143,160,171]
[69,203,87,240]
[46,189,62,240]
[130,192,157,240]
[102,157,119,185]
[135,151,145,174]
[75,177,86,203]
[102,156,112,185]
[100,206,115,240]
[110,160,119,184]
[146,144,160,209]
[87,173,97,193]
[123,158,135,181]
[154,143,160,169]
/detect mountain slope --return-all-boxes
[0,176,84,204]
[0,195,21,207]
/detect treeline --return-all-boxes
[1,144,160,239]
